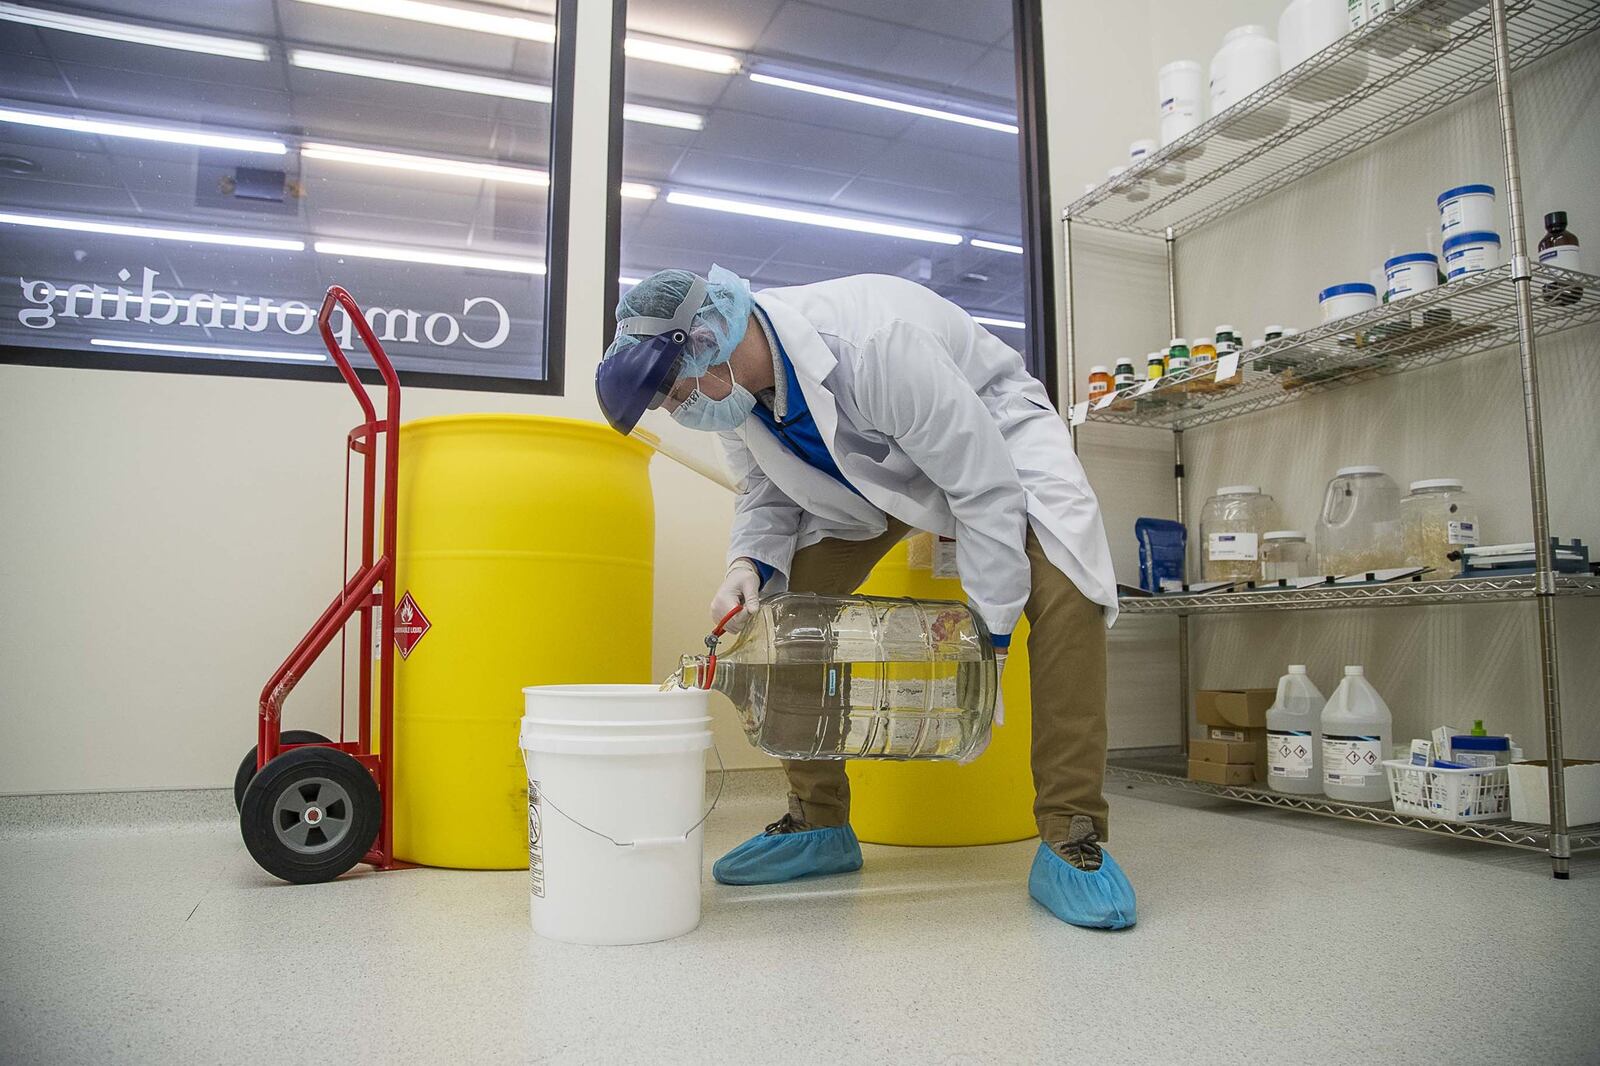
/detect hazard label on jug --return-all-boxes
[393,591,431,659]
[528,780,545,898]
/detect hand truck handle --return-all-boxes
[317,286,400,426]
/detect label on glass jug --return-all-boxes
[1208,532,1259,561]
[1447,520,1478,546]
[933,536,959,579]
[1323,734,1384,783]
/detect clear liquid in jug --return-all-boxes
[677,593,997,761]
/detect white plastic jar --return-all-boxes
[1318,281,1378,321]
[1261,530,1313,581]
[1437,183,1496,238]
[1158,60,1204,146]
[1210,26,1287,140]
[1383,252,1440,300]
[1199,485,1282,583]
[1401,478,1480,575]
[1443,231,1502,280]
[1280,0,1369,101]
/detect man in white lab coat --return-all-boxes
[595,266,1134,930]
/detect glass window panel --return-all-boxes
[618,0,1032,365]
[0,1,560,385]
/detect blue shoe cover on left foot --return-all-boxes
[1028,841,1137,929]
[712,823,863,886]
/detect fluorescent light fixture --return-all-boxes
[0,105,286,155]
[301,142,549,186]
[314,239,546,275]
[300,142,658,198]
[292,1,739,74]
[0,2,268,61]
[970,238,1024,254]
[748,72,1017,134]
[91,338,325,362]
[618,275,644,286]
[0,210,304,251]
[621,103,704,131]
[292,50,703,128]
[294,0,554,41]
[624,37,740,74]
[291,50,552,102]
[665,191,962,246]
[970,315,1025,330]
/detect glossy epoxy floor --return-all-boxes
[2,772,1596,1066]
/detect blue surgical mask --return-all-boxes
[670,363,758,432]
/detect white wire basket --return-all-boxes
[1384,759,1510,823]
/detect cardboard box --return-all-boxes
[1188,758,1255,786]
[1196,688,1276,729]
[1508,759,1600,826]
[1189,737,1258,765]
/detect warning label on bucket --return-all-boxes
[393,591,431,660]
[528,780,545,898]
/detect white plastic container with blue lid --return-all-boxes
[1442,231,1502,280]
[1437,183,1496,237]
[1383,252,1440,300]
[1318,282,1378,322]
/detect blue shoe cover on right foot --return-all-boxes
[712,823,863,885]
[1028,842,1137,929]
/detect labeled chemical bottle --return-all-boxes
[1261,530,1312,580]
[678,593,997,761]
[1088,365,1113,404]
[1199,485,1281,582]
[1321,666,1393,803]
[1112,357,1138,410]
[1146,350,1166,381]
[1166,338,1190,382]
[1401,478,1478,575]
[1538,211,1583,304]
[1267,665,1325,795]
[1186,334,1216,393]
[1213,325,1241,389]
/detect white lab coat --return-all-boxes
[719,274,1118,635]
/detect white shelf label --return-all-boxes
[1069,401,1089,426]
[1136,377,1159,395]
[1093,390,1119,410]
[1216,350,1241,382]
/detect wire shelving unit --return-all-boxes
[1061,0,1600,876]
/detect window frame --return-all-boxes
[0,0,579,396]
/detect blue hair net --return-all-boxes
[604,264,753,377]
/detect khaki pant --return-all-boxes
[779,519,1111,843]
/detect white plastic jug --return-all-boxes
[1321,666,1393,804]
[1267,665,1326,796]
[519,685,715,945]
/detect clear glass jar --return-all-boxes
[680,593,996,761]
[1199,485,1282,582]
[1261,530,1312,581]
[1401,478,1480,576]
[1316,466,1403,574]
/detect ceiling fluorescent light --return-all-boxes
[618,275,644,286]
[620,182,658,200]
[291,50,552,102]
[301,143,550,186]
[292,51,703,128]
[665,191,962,245]
[91,338,325,362]
[748,72,1017,134]
[0,2,268,60]
[624,37,740,74]
[0,210,304,250]
[294,0,554,41]
[314,239,546,274]
[970,315,1025,330]
[0,105,286,155]
[970,238,1024,254]
[621,103,704,130]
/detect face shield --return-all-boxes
[594,275,706,434]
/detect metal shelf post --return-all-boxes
[1489,0,1569,879]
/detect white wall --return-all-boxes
[1042,2,1600,757]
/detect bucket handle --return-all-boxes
[531,744,727,850]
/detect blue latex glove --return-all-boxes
[712,822,863,886]
[1027,842,1137,930]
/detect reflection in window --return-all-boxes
[0,0,586,383]
[618,1,1032,364]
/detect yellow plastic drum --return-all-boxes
[391,415,654,869]
[846,538,1037,846]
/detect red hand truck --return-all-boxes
[234,286,404,884]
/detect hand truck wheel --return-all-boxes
[240,746,380,884]
[232,730,332,811]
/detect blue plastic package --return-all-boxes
[1135,517,1186,593]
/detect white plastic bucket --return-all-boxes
[519,684,714,945]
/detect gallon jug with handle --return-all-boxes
[677,593,998,761]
